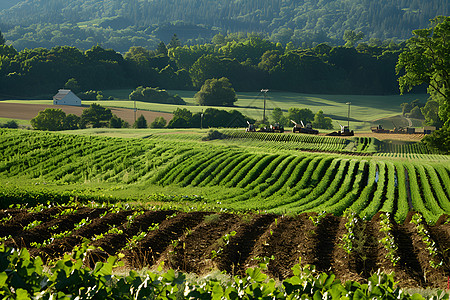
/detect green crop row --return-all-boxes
[1,129,450,223]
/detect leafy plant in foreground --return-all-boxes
[0,242,448,299]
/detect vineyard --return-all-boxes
[0,129,449,224]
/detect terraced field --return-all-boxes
[1,205,450,288]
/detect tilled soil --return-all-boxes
[0,102,173,125]
[1,207,449,289]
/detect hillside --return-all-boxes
[0,0,448,50]
[0,0,19,10]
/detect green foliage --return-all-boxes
[79,90,104,100]
[422,100,443,127]
[109,115,128,128]
[288,107,314,124]
[343,30,365,48]
[80,103,113,128]
[379,213,401,266]
[271,107,289,126]
[0,129,448,224]
[409,106,425,119]
[312,110,333,129]
[129,86,185,105]
[1,0,446,49]
[423,126,450,154]
[202,129,227,141]
[195,77,237,106]
[64,78,81,94]
[150,116,167,128]
[31,108,67,131]
[133,115,148,129]
[0,120,19,129]
[397,16,450,153]
[0,243,437,299]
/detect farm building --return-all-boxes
[53,89,81,106]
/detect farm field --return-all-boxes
[2,205,450,290]
[1,129,449,224]
[1,128,450,291]
[0,90,428,131]
[0,102,173,126]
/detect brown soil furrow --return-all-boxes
[314,215,340,272]
[31,210,132,262]
[245,214,316,279]
[90,210,175,256]
[0,206,64,237]
[360,215,380,277]
[369,213,422,288]
[165,213,243,274]
[5,207,100,248]
[330,216,366,283]
[125,211,210,269]
[216,214,277,276]
[429,223,450,277]
[0,209,23,224]
[3,207,450,288]
[401,221,448,288]
[394,223,426,286]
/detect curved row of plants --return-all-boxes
[1,129,449,223]
[222,131,433,154]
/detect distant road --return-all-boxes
[0,102,173,124]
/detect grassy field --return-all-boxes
[2,89,428,131]
[0,117,31,127]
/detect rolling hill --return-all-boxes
[0,0,448,45]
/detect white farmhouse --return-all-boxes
[53,89,82,106]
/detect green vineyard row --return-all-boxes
[0,129,449,223]
[222,131,434,155]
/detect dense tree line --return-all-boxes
[30,104,129,131]
[0,34,407,98]
[0,0,447,50]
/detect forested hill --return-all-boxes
[0,0,448,47]
[0,0,19,10]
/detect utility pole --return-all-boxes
[346,102,351,128]
[261,89,268,123]
[134,99,137,124]
[200,109,204,129]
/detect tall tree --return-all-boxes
[0,30,5,45]
[396,16,450,153]
[194,77,237,106]
[343,30,365,48]
[133,114,148,128]
[167,34,181,48]
[80,103,113,128]
[64,78,81,94]
[31,108,67,131]
[156,41,168,56]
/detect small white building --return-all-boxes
[53,89,81,106]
